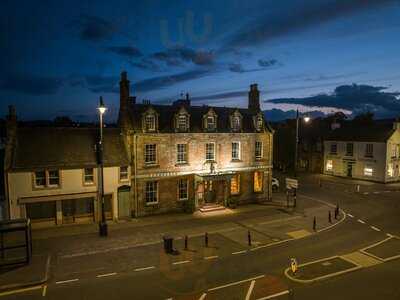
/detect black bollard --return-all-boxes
[335,204,339,220]
[205,232,209,247]
[313,216,317,231]
[184,235,188,250]
[329,211,332,223]
[248,230,251,246]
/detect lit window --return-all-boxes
[205,143,215,161]
[84,168,94,184]
[34,171,46,187]
[145,144,157,164]
[391,144,397,158]
[176,144,188,164]
[254,171,263,192]
[120,166,129,181]
[48,170,60,186]
[365,144,373,158]
[326,160,333,171]
[232,142,240,160]
[388,164,394,177]
[255,141,263,159]
[346,143,353,156]
[206,116,216,131]
[177,115,188,131]
[145,114,156,131]
[145,181,158,204]
[178,179,188,200]
[232,116,241,131]
[364,167,373,176]
[330,143,337,155]
[256,117,263,131]
[230,174,240,195]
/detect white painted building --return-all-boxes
[323,121,400,183]
[4,109,131,227]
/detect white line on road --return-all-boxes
[370,226,381,232]
[256,290,290,300]
[358,219,366,224]
[347,213,354,218]
[363,192,369,195]
[373,191,380,194]
[232,250,247,255]
[208,275,265,292]
[204,255,219,260]
[134,266,156,272]
[199,293,207,300]
[172,260,190,265]
[386,233,394,238]
[42,285,47,297]
[97,272,117,278]
[55,279,79,285]
[245,280,256,300]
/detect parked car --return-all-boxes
[272,177,279,191]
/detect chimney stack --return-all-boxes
[120,71,130,111]
[248,84,260,111]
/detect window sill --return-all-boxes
[145,202,159,206]
[175,162,189,167]
[231,159,242,163]
[144,164,159,169]
[83,182,96,187]
[177,198,188,201]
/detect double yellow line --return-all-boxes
[0,284,46,297]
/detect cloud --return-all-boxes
[258,59,278,68]
[134,69,211,92]
[0,73,64,95]
[106,46,142,58]
[72,15,117,42]
[79,75,120,94]
[229,63,245,73]
[191,91,248,102]
[130,58,161,72]
[152,46,215,67]
[225,0,396,48]
[264,108,326,122]
[268,84,400,117]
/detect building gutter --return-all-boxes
[133,133,138,217]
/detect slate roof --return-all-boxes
[11,127,129,171]
[325,123,395,142]
[128,102,272,133]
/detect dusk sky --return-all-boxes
[1,0,400,122]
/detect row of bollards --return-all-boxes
[313,204,340,231]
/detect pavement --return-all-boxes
[0,172,399,299]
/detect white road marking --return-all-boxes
[134,266,156,272]
[384,191,391,193]
[256,290,290,300]
[358,219,366,224]
[199,293,207,300]
[97,272,117,278]
[55,279,79,284]
[245,280,256,300]
[373,191,380,194]
[42,285,47,297]
[347,213,354,218]
[386,233,394,238]
[363,192,369,195]
[370,226,381,232]
[208,275,265,292]
[204,255,219,260]
[172,260,190,265]
[232,250,247,255]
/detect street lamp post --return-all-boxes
[294,109,310,178]
[98,96,108,237]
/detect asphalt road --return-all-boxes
[3,174,400,300]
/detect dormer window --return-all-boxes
[230,110,242,132]
[254,113,264,131]
[142,107,158,132]
[203,108,217,132]
[175,107,190,132]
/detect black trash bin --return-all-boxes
[163,235,173,254]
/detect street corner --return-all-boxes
[284,256,361,283]
[360,236,400,262]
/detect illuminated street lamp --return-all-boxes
[294,109,311,177]
[98,96,108,237]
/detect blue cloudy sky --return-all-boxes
[1,0,400,121]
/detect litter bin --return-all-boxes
[163,235,173,254]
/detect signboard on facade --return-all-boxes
[286,178,298,189]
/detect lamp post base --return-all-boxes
[99,221,108,237]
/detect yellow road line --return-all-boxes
[0,285,42,297]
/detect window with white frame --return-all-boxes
[388,163,394,177]
[48,170,59,186]
[205,143,215,161]
[177,114,189,132]
[176,144,188,164]
[330,143,337,155]
[232,142,240,160]
[206,116,216,131]
[145,181,158,204]
[391,144,397,158]
[34,170,60,188]
[255,141,263,159]
[144,114,156,131]
[120,166,129,181]
[232,116,241,131]
[365,143,373,158]
[346,143,353,156]
[34,171,46,187]
[364,166,373,176]
[326,160,333,171]
[84,168,94,184]
[178,179,188,200]
[256,116,263,131]
[145,144,157,164]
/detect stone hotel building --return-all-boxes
[3,72,273,226]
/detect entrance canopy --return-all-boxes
[195,171,236,181]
